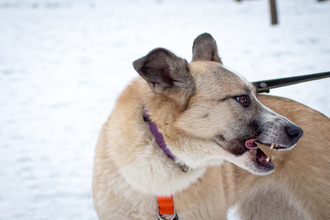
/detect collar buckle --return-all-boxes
[157,196,178,220]
[157,210,178,220]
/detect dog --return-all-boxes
[93,33,329,219]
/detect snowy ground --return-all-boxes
[0,0,329,219]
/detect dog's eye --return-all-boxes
[234,95,249,107]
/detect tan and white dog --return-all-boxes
[92,33,329,220]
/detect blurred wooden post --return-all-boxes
[269,0,278,25]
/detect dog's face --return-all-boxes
[133,33,303,175]
[175,61,303,174]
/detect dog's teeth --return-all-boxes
[266,157,270,163]
[270,143,275,149]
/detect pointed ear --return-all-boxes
[192,33,222,64]
[133,48,195,108]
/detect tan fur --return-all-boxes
[93,33,329,219]
[173,95,330,220]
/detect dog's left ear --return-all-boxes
[133,48,195,109]
[192,33,222,64]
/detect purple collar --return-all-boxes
[143,108,176,161]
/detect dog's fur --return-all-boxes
[93,33,329,219]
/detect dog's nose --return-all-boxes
[285,124,304,144]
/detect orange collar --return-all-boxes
[157,196,178,220]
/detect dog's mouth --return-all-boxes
[244,138,288,171]
[215,136,293,173]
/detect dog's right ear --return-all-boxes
[192,33,222,64]
[133,48,195,109]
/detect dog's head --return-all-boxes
[133,33,303,175]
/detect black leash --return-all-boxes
[252,71,330,93]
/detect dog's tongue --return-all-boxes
[245,138,258,150]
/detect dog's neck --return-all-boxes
[143,108,191,173]
[143,108,176,161]
[119,107,207,195]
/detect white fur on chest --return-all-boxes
[118,141,207,196]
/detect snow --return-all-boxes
[0,0,329,219]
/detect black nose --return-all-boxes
[285,124,304,144]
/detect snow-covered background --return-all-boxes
[0,0,329,219]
